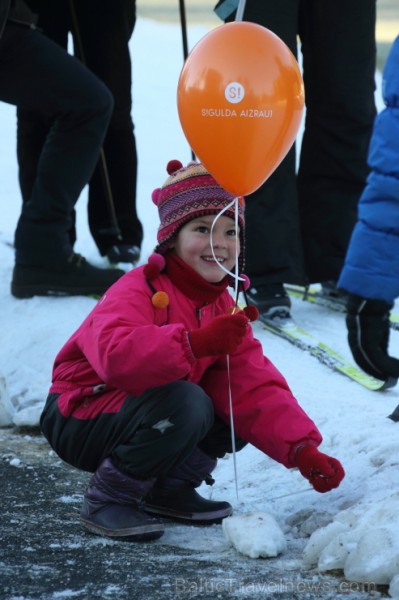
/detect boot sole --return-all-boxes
[80,517,164,541]
[11,283,106,299]
[143,503,233,524]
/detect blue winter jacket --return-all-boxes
[338,36,399,304]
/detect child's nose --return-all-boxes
[212,234,226,247]
[211,228,227,246]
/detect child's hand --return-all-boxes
[189,313,249,358]
[295,445,345,493]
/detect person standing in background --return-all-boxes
[17,0,143,267]
[214,0,377,320]
[0,0,124,298]
[338,37,399,383]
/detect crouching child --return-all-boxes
[40,160,345,541]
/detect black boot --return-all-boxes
[106,244,141,265]
[80,458,164,541]
[143,447,232,524]
[11,252,124,299]
[247,283,291,320]
[346,294,399,380]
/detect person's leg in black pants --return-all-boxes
[41,380,216,541]
[75,0,143,260]
[17,0,143,264]
[41,381,215,476]
[16,0,78,245]
[0,23,124,297]
[226,0,305,318]
[41,381,235,528]
[199,414,247,458]
[297,0,376,284]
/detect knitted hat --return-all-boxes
[152,160,246,272]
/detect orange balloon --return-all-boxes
[177,22,304,196]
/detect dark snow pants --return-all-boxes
[40,381,247,477]
[0,22,113,267]
[227,0,377,285]
[17,0,143,255]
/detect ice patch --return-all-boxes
[303,521,347,567]
[0,372,14,426]
[222,512,286,558]
[344,527,399,585]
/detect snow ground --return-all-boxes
[1,16,398,598]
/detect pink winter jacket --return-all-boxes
[49,265,322,468]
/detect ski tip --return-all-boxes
[368,375,397,392]
[381,376,398,391]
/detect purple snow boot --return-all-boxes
[143,447,232,523]
[80,458,164,541]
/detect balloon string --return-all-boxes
[269,488,313,501]
[227,354,239,500]
[210,197,243,305]
[234,197,240,302]
[209,205,241,499]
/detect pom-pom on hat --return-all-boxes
[152,160,246,273]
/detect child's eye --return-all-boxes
[196,226,209,233]
[227,229,237,236]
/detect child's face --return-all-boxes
[171,214,240,283]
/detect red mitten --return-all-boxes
[189,313,249,358]
[295,445,345,493]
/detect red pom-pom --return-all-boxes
[167,159,183,175]
[151,188,161,205]
[148,253,166,269]
[240,274,251,291]
[152,291,169,308]
[143,253,166,280]
[243,305,259,322]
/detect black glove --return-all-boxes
[346,294,399,380]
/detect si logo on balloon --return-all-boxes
[225,82,245,104]
[177,22,304,197]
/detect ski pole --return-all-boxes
[69,0,122,240]
[178,0,195,161]
[236,0,247,21]
[179,0,189,61]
